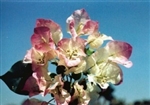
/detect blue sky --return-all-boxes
[0,1,149,105]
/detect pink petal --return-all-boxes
[57,38,70,52]
[67,9,90,26]
[23,76,41,97]
[46,49,57,60]
[34,43,53,53]
[82,20,99,35]
[65,57,81,67]
[36,19,63,44]
[106,41,132,67]
[106,41,132,59]
[31,27,55,52]
[58,54,80,67]
[45,75,64,95]
[66,9,90,36]
[65,60,86,74]
[68,20,78,38]
[57,38,86,67]
[36,19,60,32]
[109,56,133,68]
[73,37,86,51]
[32,66,51,96]
[32,72,47,94]
[31,27,51,45]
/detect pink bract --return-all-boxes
[31,62,51,96]
[21,8,133,105]
[71,82,90,105]
[31,27,55,52]
[36,19,63,44]
[22,76,41,97]
[57,37,86,67]
[82,20,99,35]
[106,41,133,68]
[66,9,90,37]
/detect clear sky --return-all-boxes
[0,1,149,105]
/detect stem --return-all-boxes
[69,74,72,83]
[47,98,54,104]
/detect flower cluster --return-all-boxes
[23,9,132,105]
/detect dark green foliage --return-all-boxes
[100,86,114,101]
[79,79,87,90]
[72,73,82,80]
[49,73,57,78]
[0,60,33,95]
[56,65,66,76]
[63,81,75,96]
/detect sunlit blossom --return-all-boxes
[87,33,113,49]
[36,19,63,44]
[87,61,122,89]
[46,75,71,105]
[66,8,90,37]
[32,65,51,96]
[71,82,90,105]
[57,37,86,67]
[31,26,55,52]
[22,76,41,97]
[86,48,123,89]
[2,8,133,105]
[105,41,133,68]
[65,60,86,74]
[86,82,101,105]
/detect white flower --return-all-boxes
[86,48,122,89]
[86,82,101,105]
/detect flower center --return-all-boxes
[96,75,108,85]
[66,49,78,59]
[37,56,45,64]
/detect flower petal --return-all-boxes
[106,41,132,67]
[31,27,55,52]
[31,27,50,46]
[57,38,86,67]
[22,76,41,97]
[87,33,113,49]
[65,60,86,74]
[82,20,99,35]
[36,19,63,44]
[66,9,90,36]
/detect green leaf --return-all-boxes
[0,60,33,95]
[85,47,95,56]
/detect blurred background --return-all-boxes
[0,0,149,105]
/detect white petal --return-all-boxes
[99,82,109,89]
[52,31,63,45]
[89,37,103,49]
[87,74,97,85]
[101,34,113,41]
